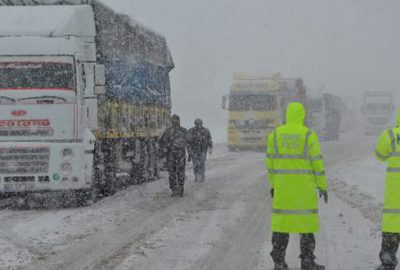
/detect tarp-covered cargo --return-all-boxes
[0,0,174,106]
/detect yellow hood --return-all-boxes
[286,102,305,126]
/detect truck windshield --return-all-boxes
[365,103,392,113]
[365,96,392,112]
[229,94,277,111]
[0,62,75,91]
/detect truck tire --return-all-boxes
[93,140,116,198]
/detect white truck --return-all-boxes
[361,91,395,135]
[0,0,174,200]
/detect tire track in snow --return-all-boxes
[24,152,266,270]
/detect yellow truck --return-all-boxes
[222,73,306,151]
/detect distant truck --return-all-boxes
[308,93,342,141]
[361,91,394,135]
[222,73,306,151]
[0,0,174,198]
[339,95,357,133]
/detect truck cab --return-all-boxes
[222,73,306,151]
[0,3,103,193]
[361,91,395,135]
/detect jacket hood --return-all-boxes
[286,102,305,126]
[397,107,400,127]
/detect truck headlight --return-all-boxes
[61,162,73,175]
[61,148,73,160]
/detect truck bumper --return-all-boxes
[0,139,95,193]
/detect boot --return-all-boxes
[177,186,184,197]
[274,262,288,269]
[301,262,325,270]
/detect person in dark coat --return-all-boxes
[187,119,213,182]
[159,114,188,196]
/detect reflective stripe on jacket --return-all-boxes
[375,109,400,233]
[265,102,327,233]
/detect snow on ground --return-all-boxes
[0,137,393,270]
[334,153,386,202]
[0,237,31,268]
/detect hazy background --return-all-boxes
[102,0,400,142]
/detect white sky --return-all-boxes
[102,0,400,142]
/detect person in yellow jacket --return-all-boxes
[374,108,400,270]
[265,102,328,270]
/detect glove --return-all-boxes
[209,148,213,155]
[270,189,274,198]
[319,189,328,204]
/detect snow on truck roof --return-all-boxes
[0,0,91,5]
[0,5,95,37]
[233,72,282,81]
[0,0,164,41]
[231,73,304,92]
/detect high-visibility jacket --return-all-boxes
[265,102,328,233]
[375,108,400,233]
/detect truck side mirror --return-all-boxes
[222,95,227,110]
[94,64,106,95]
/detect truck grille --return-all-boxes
[0,147,50,174]
[4,176,35,183]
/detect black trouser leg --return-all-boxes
[176,155,186,195]
[168,159,177,193]
[379,233,400,268]
[168,170,177,192]
[193,151,206,178]
[299,233,316,266]
[271,232,289,264]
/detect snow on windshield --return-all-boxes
[0,62,75,90]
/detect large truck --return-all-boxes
[0,0,174,199]
[308,92,343,141]
[361,91,395,135]
[222,73,306,151]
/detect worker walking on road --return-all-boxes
[374,107,400,270]
[159,114,188,197]
[187,119,213,182]
[265,102,328,270]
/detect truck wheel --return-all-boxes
[131,139,145,185]
[93,140,116,198]
[74,189,95,207]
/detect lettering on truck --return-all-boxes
[0,119,50,127]
[0,119,53,136]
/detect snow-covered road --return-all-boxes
[0,136,392,270]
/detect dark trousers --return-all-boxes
[379,233,400,269]
[167,151,186,194]
[193,151,207,178]
[271,233,316,265]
